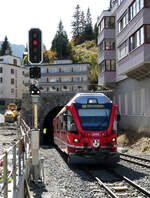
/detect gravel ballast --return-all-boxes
[29,146,150,198]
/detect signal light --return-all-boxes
[29,66,41,79]
[33,40,38,45]
[29,84,40,95]
[28,28,43,65]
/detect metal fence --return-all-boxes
[0,119,31,198]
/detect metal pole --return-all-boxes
[31,95,40,183]
[3,152,8,198]
[13,145,16,190]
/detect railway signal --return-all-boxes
[28,28,43,65]
[29,84,40,95]
[29,66,41,79]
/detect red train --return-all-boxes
[53,93,120,164]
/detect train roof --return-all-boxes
[67,93,112,106]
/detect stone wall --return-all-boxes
[21,92,75,129]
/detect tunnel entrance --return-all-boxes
[42,106,63,145]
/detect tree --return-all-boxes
[71,4,82,45]
[51,20,70,59]
[43,50,56,63]
[94,23,98,44]
[0,36,12,56]
[84,8,94,41]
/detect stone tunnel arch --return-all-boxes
[41,106,63,145]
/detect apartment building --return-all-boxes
[24,60,90,92]
[97,0,150,132]
[0,55,26,108]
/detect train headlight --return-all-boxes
[112,137,116,142]
[73,138,79,143]
[93,139,100,148]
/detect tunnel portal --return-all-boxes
[42,106,63,145]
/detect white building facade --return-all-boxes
[24,60,91,93]
[0,55,26,108]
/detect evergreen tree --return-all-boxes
[51,20,70,59]
[84,8,94,41]
[94,23,98,44]
[71,4,82,45]
[0,36,12,56]
[80,11,87,43]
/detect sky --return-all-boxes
[0,0,109,49]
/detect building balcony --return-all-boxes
[38,80,90,86]
[98,50,116,65]
[117,44,150,80]
[41,71,89,77]
[98,71,116,87]
[97,29,115,46]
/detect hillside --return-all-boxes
[71,40,99,84]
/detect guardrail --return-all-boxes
[0,118,31,198]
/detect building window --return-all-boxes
[99,40,115,51]
[0,67,3,73]
[99,60,116,72]
[145,0,150,7]
[98,16,115,33]
[11,78,15,84]
[0,78,3,83]
[105,16,115,29]
[118,11,128,32]
[41,68,47,73]
[74,67,86,72]
[48,68,59,73]
[129,0,144,21]
[11,69,14,74]
[145,25,150,43]
[13,59,17,65]
[11,89,14,94]
[118,0,123,6]
[117,40,128,60]
[62,68,72,72]
[99,61,105,72]
[98,18,104,32]
[73,77,82,82]
[129,26,144,52]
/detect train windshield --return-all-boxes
[75,104,111,131]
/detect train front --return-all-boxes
[67,93,120,164]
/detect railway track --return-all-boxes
[120,153,150,169]
[82,166,150,198]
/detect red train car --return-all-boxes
[53,93,120,164]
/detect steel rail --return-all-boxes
[108,168,150,197]
[120,153,150,163]
[83,168,119,198]
[120,154,150,169]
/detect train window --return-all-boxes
[112,120,117,134]
[66,110,77,133]
[77,108,110,131]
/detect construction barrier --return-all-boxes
[0,118,32,198]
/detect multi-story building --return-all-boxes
[0,55,26,108]
[24,60,90,92]
[97,0,150,132]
